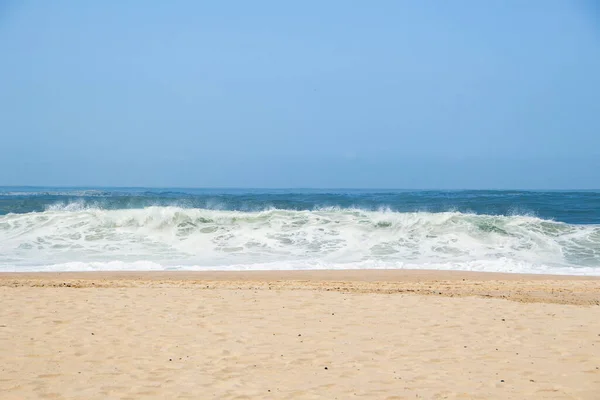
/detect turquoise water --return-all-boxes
[1,187,599,274]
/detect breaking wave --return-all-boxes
[0,206,599,274]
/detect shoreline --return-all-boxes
[2,268,600,280]
[2,269,599,305]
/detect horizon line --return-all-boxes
[1,185,600,192]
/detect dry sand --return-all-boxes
[1,270,599,399]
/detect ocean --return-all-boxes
[1,187,599,275]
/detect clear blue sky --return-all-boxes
[1,0,599,189]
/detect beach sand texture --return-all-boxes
[1,271,600,399]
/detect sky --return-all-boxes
[0,0,599,189]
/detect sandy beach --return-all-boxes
[1,270,600,399]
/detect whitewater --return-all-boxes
[1,199,599,275]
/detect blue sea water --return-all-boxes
[1,187,599,274]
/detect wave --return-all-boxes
[1,206,599,274]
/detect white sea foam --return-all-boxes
[1,206,599,274]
